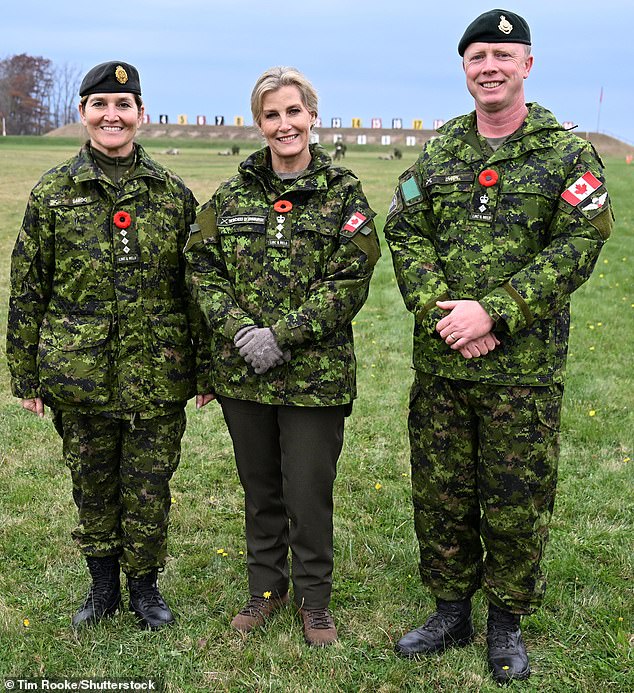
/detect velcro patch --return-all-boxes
[561,172,602,207]
[424,173,474,186]
[579,191,609,220]
[196,204,219,240]
[218,215,266,225]
[400,175,423,204]
[340,212,369,239]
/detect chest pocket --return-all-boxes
[218,215,267,275]
[425,174,474,220]
[50,195,106,254]
[289,217,339,284]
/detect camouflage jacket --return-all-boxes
[7,143,212,415]
[185,143,380,406]
[384,104,612,385]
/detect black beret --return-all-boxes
[79,61,141,97]
[458,9,531,56]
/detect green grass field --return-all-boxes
[0,136,631,692]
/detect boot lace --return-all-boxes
[131,579,164,608]
[305,608,334,629]
[488,611,520,649]
[238,596,271,617]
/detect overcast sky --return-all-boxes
[3,0,632,143]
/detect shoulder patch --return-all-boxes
[400,175,423,204]
[340,211,369,239]
[561,172,602,207]
[579,191,609,220]
[196,204,219,240]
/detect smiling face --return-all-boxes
[258,85,315,172]
[463,42,533,115]
[79,93,143,157]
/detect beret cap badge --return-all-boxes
[498,15,513,35]
[115,65,129,85]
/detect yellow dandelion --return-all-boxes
[216,548,225,555]
[263,591,272,599]
[352,321,357,326]
[624,457,631,463]
[502,666,510,671]
[588,324,595,330]
[375,482,382,491]
[589,346,595,351]
[597,322,603,326]
[599,273,604,278]
[23,618,30,628]
[603,258,609,264]
[589,410,597,417]
[171,497,176,504]
[618,616,624,622]
[401,473,408,477]
[239,550,244,556]
[222,552,228,557]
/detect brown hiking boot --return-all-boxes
[300,607,338,646]
[230,593,289,632]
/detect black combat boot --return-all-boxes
[72,556,121,628]
[128,570,174,630]
[395,598,474,657]
[487,602,530,683]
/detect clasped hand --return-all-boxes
[435,300,500,359]
[235,326,291,374]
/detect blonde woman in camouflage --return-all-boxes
[186,66,380,647]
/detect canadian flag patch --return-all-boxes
[561,172,602,206]
[343,212,367,233]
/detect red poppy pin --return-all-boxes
[113,211,132,229]
[273,200,293,213]
[478,169,499,187]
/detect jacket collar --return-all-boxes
[69,142,165,185]
[239,143,332,196]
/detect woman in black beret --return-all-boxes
[7,60,213,630]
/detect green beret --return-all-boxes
[79,61,141,97]
[458,9,531,56]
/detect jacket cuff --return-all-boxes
[11,382,39,400]
[223,314,257,341]
[271,317,305,349]
[479,283,532,334]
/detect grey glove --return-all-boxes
[235,326,288,375]
[234,325,257,344]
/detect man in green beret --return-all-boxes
[384,8,612,683]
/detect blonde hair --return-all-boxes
[251,66,318,126]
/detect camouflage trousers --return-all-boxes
[408,373,562,614]
[53,409,186,577]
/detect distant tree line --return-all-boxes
[0,54,82,135]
